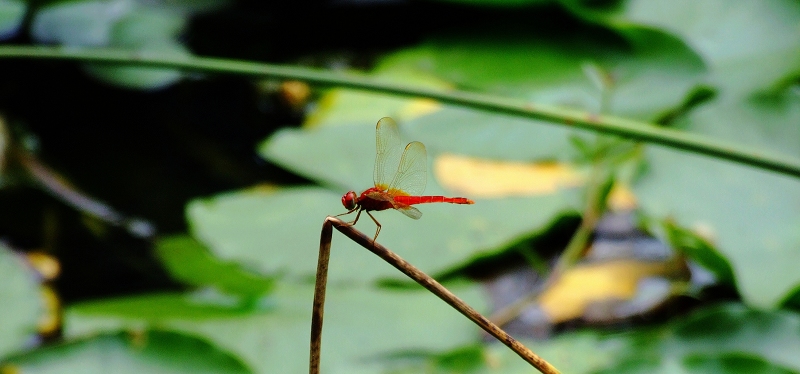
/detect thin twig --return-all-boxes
[0,46,799,179]
[310,216,560,374]
[14,147,156,239]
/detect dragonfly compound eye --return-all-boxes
[342,191,357,210]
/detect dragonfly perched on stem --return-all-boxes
[337,117,474,241]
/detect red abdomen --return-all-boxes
[393,195,475,205]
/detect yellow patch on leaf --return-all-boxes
[537,259,680,323]
[26,251,60,281]
[434,154,584,197]
[38,286,61,334]
[607,183,638,211]
[397,98,440,119]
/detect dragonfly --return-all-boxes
[338,117,475,241]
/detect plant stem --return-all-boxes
[0,46,799,178]
[488,164,612,327]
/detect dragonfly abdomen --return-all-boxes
[394,195,475,205]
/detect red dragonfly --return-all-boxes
[339,117,474,241]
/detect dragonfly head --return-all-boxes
[342,191,358,210]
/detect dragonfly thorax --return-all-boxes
[342,190,358,210]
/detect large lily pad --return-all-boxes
[188,185,577,284]
[64,282,487,373]
[1,330,250,374]
[0,244,44,359]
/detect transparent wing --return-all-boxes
[396,205,423,220]
[387,141,427,197]
[374,117,403,191]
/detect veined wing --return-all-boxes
[395,204,423,220]
[388,141,427,197]
[373,117,403,191]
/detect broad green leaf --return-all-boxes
[155,235,274,298]
[30,0,198,89]
[664,304,800,370]
[304,67,449,129]
[32,0,123,46]
[564,0,800,98]
[680,353,798,374]
[378,26,704,120]
[188,184,577,284]
[386,303,800,373]
[0,0,25,40]
[0,245,44,359]
[782,286,800,312]
[598,353,799,374]
[487,332,625,373]
[377,331,627,373]
[594,303,800,373]
[1,330,250,374]
[64,282,487,373]
[84,8,189,89]
[634,91,800,307]
[404,106,584,163]
[64,292,263,322]
[663,221,735,286]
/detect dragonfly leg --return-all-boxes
[365,210,381,243]
[335,207,360,225]
[350,208,363,225]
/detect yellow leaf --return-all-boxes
[607,183,638,211]
[537,259,684,323]
[434,154,585,197]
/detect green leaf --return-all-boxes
[662,221,735,286]
[565,0,800,98]
[584,303,800,373]
[404,106,583,162]
[84,8,190,89]
[681,353,798,374]
[495,332,625,373]
[0,0,25,40]
[155,235,274,298]
[666,304,800,370]
[378,25,704,120]
[31,0,195,89]
[304,66,450,129]
[64,282,487,373]
[187,185,577,284]
[433,303,800,373]
[0,244,44,359]
[68,292,263,320]
[634,91,800,307]
[1,330,251,374]
[781,285,800,313]
[31,0,120,46]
